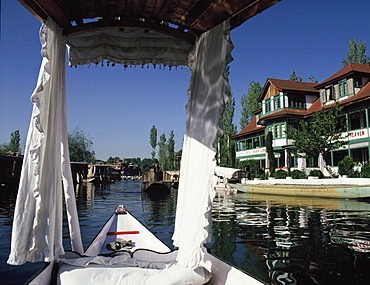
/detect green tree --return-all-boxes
[287,103,347,169]
[141,158,153,173]
[309,76,318,83]
[9,130,21,153]
[266,131,275,175]
[106,156,122,163]
[68,127,95,163]
[149,125,157,160]
[124,157,141,165]
[289,71,302,82]
[0,130,21,154]
[240,81,262,129]
[218,94,237,167]
[166,130,175,171]
[158,133,167,170]
[342,38,370,66]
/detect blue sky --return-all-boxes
[1,0,370,160]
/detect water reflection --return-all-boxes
[210,192,370,284]
[2,180,370,284]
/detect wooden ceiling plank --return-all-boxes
[156,0,173,20]
[34,0,72,28]
[131,0,142,20]
[63,0,84,26]
[100,0,109,20]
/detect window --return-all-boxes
[273,95,281,110]
[338,81,347,97]
[349,110,366,130]
[253,137,260,148]
[326,86,335,101]
[246,139,252,149]
[306,154,319,167]
[354,77,363,88]
[260,135,265,147]
[320,89,326,103]
[288,94,305,109]
[281,124,286,138]
[265,98,271,113]
[336,115,347,132]
[274,125,279,138]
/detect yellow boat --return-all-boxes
[228,178,370,199]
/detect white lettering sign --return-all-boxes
[236,147,266,158]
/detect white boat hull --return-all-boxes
[29,207,263,284]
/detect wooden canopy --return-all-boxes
[19,0,280,43]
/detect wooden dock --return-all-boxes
[0,154,23,186]
[141,169,176,192]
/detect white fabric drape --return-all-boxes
[8,18,83,265]
[172,19,233,268]
[66,28,193,67]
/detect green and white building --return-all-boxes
[231,63,370,175]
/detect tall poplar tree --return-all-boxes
[218,94,237,167]
[342,38,370,66]
[240,81,261,129]
[166,130,175,171]
[158,133,167,170]
[149,125,157,160]
[266,131,275,175]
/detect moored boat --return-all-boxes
[29,206,264,285]
[228,178,370,199]
[214,166,247,193]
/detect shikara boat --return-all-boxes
[228,178,370,199]
[214,166,248,192]
[8,0,281,284]
[29,206,263,285]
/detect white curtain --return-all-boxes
[172,19,234,268]
[66,28,193,67]
[8,18,83,265]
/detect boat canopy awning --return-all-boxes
[215,166,243,179]
[18,0,280,42]
[9,0,280,269]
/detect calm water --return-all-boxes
[2,180,370,284]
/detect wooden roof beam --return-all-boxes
[34,0,72,28]
[18,0,47,22]
[230,0,281,29]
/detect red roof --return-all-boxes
[268,78,318,92]
[306,80,370,115]
[231,115,264,139]
[305,98,322,114]
[258,78,318,102]
[316,63,370,88]
[259,108,307,121]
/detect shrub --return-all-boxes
[274,169,288,179]
[361,163,370,178]
[350,170,361,178]
[338,156,354,176]
[290,169,307,179]
[309,169,324,179]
